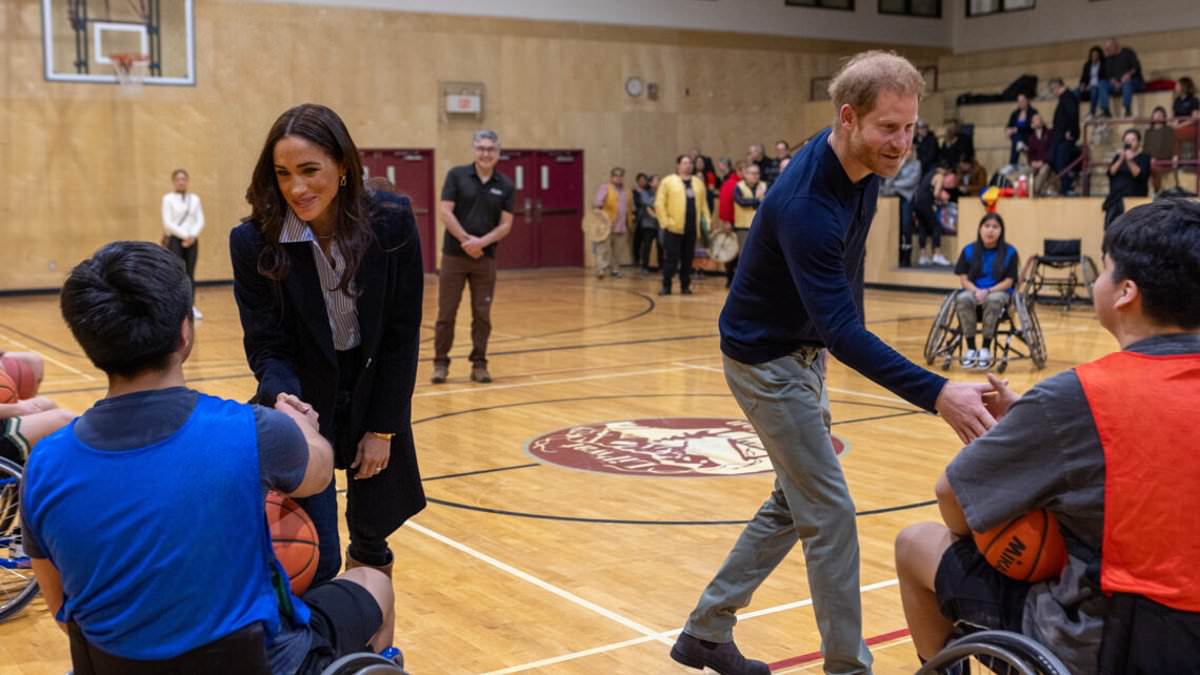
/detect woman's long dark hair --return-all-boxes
[971,212,1011,284]
[1088,46,1104,66]
[1180,76,1197,98]
[244,103,371,293]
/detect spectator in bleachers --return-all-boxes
[1173,76,1199,121]
[1104,129,1151,227]
[939,119,974,168]
[957,157,989,199]
[1104,38,1143,119]
[1027,114,1055,196]
[1144,106,1177,193]
[914,120,940,174]
[882,146,922,267]
[1050,77,1082,195]
[913,165,956,267]
[1078,45,1112,118]
[1004,94,1038,166]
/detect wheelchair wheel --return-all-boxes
[924,292,957,366]
[916,629,1072,675]
[0,457,38,623]
[1015,294,1047,369]
[319,652,406,675]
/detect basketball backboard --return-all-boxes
[41,0,195,85]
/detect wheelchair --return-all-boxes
[1021,239,1099,311]
[924,289,1046,373]
[916,630,1071,675]
[0,456,38,623]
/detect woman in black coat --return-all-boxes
[230,103,425,585]
[1078,45,1111,118]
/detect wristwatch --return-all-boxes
[370,431,395,441]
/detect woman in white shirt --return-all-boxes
[161,169,205,318]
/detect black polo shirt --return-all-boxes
[441,163,515,258]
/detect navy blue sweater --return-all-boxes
[719,129,947,412]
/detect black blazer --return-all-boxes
[1079,59,1109,91]
[230,193,426,535]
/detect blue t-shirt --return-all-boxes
[953,242,1019,292]
[719,128,947,412]
[21,388,314,674]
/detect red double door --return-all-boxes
[359,149,437,273]
[494,149,585,269]
[360,148,585,271]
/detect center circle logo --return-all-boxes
[526,418,847,477]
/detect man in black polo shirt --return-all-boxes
[433,130,515,385]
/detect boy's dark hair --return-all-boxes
[61,241,191,377]
[1104,200,1200,329]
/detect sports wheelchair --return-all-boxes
[923,289,1047,373]
[0,456,37,623]
[916,630,1071,675]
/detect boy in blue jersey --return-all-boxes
[20,242,401,674]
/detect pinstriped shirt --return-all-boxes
[280,210,361,351]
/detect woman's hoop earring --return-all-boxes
[339,174,347,187]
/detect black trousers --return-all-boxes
[166,235,198,304]
[634,227,660,270]
[661,225,697,291]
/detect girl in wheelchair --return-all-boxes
[953,213,1019,369]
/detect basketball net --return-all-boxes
[111,53,148,94]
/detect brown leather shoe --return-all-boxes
[431,364,448,384]
[470,366,492,384]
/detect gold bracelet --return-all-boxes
[370,431,396,441]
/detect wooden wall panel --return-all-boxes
[1,0,946,290]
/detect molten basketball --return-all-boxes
[266,491,320,595]
[0,356,36,400]
[973,509,1067,582]
[0,370,16,404]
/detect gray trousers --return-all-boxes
[955,289,1010,341]
[684,348,872,675]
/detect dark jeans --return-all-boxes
[913,200,940,250]
[634,226,660,270]
[297,348,392,584]
[1053,139,1078,194]
[434,254,497,368]
[898,196,914,267]
[165,235,197,304]
[1115,76,1145,116]
[661,226,697,292]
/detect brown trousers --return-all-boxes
[434,253,497,367]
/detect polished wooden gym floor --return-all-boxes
[0,268,1115,674]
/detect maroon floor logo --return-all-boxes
[526,418,847,477]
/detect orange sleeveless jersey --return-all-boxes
[1076,350,1200,611]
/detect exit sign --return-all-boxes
[446,94,481,114]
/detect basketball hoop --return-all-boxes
[110,53,149,93]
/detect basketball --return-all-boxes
[973,509,1067,582]
[266,491,320,595]
[0,370,16,404]
[1,356,36,400]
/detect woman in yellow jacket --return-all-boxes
[654,155,710,295]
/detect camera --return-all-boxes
[1124,143,1133,150]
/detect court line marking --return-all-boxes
[479,579,900,674]
[413,365,691,398]
[0,333,96,381]
[772,630,914,673]
[403,521,675,660]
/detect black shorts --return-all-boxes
[935,537,1031,633]
[295,579,384,675]
[1,418,28,465]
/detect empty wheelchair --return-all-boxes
[924,289,1046,373]
[916,630,1071,675]
[1021,239,1099,311]
[0,456,38,623]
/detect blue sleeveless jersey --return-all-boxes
[22,394,309,659]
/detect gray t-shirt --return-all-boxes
[946,333,1200,673]
[20,387,313,675]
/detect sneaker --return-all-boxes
[669,633,770,675]
[192,306,203,320]
[681,288,694,295]
[932,253,951,266]
[470,366,492,384]
[961,349,978,369]
[610,269,621,278]
[431,364,448,384]
[918,253,931,266]
[977,348,992,369]
[658,287,672,296]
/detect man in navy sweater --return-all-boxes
[670,51,996,675]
